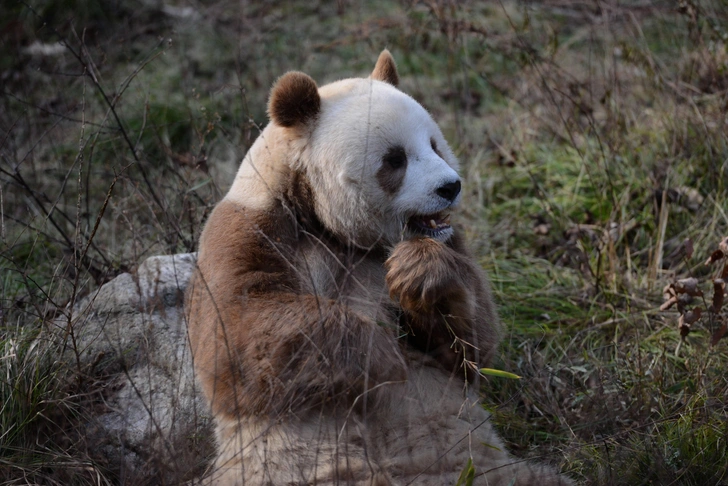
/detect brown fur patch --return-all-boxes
[268,71,321,128]
[385,233,501,380]
[371,49,399,86]
[187,197,407,419]
[376,145,407,194]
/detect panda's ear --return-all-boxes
[371,49,399,86]
[268,72,321,128]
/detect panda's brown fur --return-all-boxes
[186,50,573,485]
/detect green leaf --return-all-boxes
[455,458,475,486]
[481,441,503,452]
[479,368,521,380]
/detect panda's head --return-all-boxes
[267,50,461,248]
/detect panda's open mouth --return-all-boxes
[406,212,452,238]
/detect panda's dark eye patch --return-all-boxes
[377,145,407,194]
[382,146,407,170]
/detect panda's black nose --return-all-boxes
[436,180,461,202]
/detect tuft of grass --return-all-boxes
[0,322,111,485]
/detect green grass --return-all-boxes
[2,0,728,484]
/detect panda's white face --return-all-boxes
[305,79,461,248]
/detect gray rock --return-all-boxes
[63,253,213,482]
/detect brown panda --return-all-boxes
[186,50,573,486]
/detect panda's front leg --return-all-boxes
[385,236,482,377]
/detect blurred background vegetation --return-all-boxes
[1,0,727,484]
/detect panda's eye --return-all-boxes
[382,146,407,170]
[430,137,442,157]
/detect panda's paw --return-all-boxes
[385,237,472,315]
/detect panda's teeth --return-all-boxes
[429,219,438,229]
[443,214,451,225]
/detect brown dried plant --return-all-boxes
[661,237,728,345]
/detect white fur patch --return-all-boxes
[226,128,308,210]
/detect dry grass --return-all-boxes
[1,0,727,484]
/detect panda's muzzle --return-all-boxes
[407,212,452,238]
[402,177,459,240]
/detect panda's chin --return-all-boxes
[405,213,454,242]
